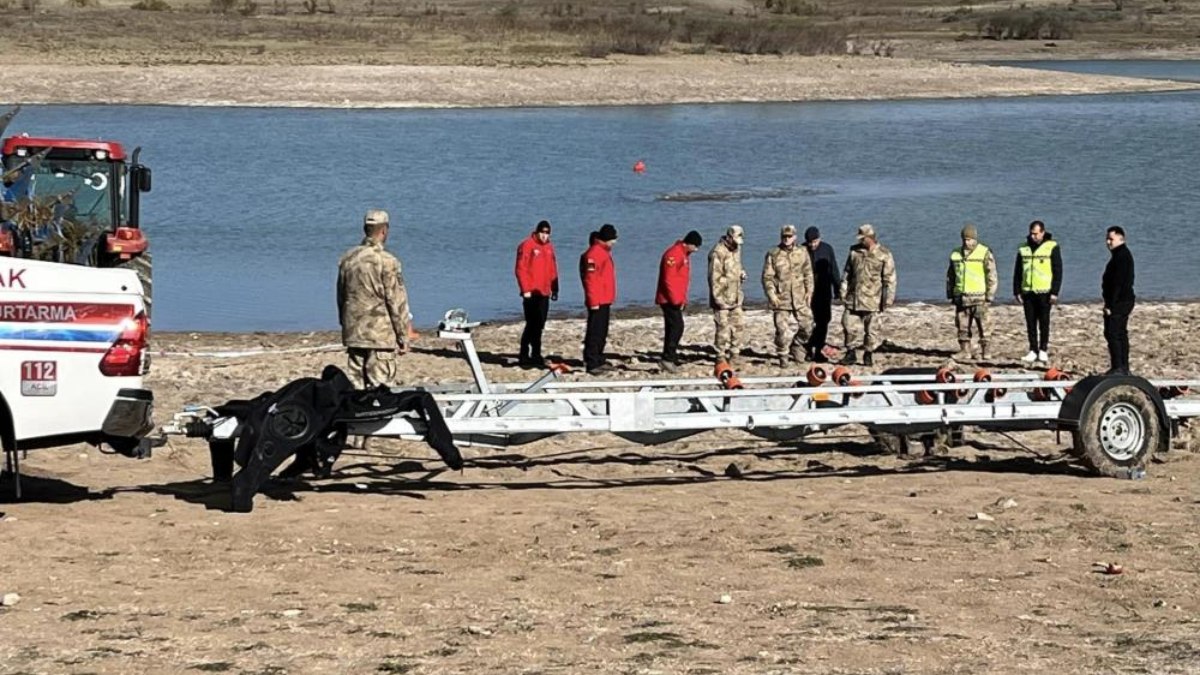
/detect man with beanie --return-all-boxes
[337,208,411,388]
[655,230,703,371]
[1102,226,1135,375]
[581,224,618,374]
[840,224,896,366]
[1013,220,1063,366]
[708,225,747,365]
[514,220,559,369]
[762,224,814,367]
[803,226,840,363]
[946,223,999,362]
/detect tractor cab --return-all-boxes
[1,135,152,266]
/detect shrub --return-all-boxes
[578,15,672,56]
[977,9,1074,40]
[131,0,170,9]
[495,2,519,29]
[705,20,847,55]
[578,41,612,58]
[764,0,821,16]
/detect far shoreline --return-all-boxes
[152,298,1200,336]
[3,56,1199,110]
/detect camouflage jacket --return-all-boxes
[762,245,814,311]
[708,240,745,310]
[337,238,410,350]
[840,243,897,313]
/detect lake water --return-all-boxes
[997,58,1200,83]
[8,62,1200,331]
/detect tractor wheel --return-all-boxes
[1072,384,1161,477]
[118,252,153,319]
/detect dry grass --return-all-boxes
[1,0,1199,65]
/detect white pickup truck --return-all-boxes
[0,258,153,465]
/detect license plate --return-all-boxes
[21,360,57,396]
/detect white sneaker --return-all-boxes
[1021,351,1038,364]
[1037,350,1050,364]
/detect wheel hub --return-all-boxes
[1099,402,1145,461]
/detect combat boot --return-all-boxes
[977,343,989,361]
[843,349,858,365]
[953,341,972,362]
[862,351,874,366]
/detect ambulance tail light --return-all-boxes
[100,312,149,377]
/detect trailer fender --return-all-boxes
[1058,375,1170,476]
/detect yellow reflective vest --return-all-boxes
[1018,240,1057,293]
[951,244,990,296]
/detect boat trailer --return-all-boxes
[161,310,1200,512]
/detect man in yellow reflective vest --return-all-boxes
[1012,220,1063,366]
[946,223,998,362]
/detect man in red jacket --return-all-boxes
[580,224,618,374]
[655,230,703,372]
[514,220,559,368]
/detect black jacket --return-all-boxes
[806,241,841,301]
[1011,233,1063,297]
[1102,243,1135,309]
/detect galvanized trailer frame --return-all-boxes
[161,312,1200,512]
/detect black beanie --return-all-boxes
[683,230,703,247]
[598,224,618,242]
[804,226,820,242]
[536,220,551,233]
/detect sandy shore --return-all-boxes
[3,302,1200,672]
[4,55,1199,108]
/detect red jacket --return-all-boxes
[580,241,616,307]
[655,240,692,306]
[514,234,559,297]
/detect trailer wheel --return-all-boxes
[1073,384,1161,477]
[871,430,905,456]
[118,252,153,319]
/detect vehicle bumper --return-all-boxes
[102,388,155,439]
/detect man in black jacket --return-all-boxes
[1013,220,1063,366]
[1102,226,1135,375]
[803,226,841,362]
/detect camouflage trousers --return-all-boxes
[955,304,991,345]
[713,307,744,362]
[347,348,398,389]
[772,308,813,360]
[842,309,882,353]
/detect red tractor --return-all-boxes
[0,106,153,313]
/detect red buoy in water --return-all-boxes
[632,160,646,174]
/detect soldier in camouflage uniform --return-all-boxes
[708,225,746,364]
[946,223,998,361]
[337,209,411,388]
[762,224,814,367]
[840,224,897,366]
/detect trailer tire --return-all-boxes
[1073,384,1160,477]
[118,252,153,319]
[871,430,905,456]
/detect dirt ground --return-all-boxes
[2,301,1200,673]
